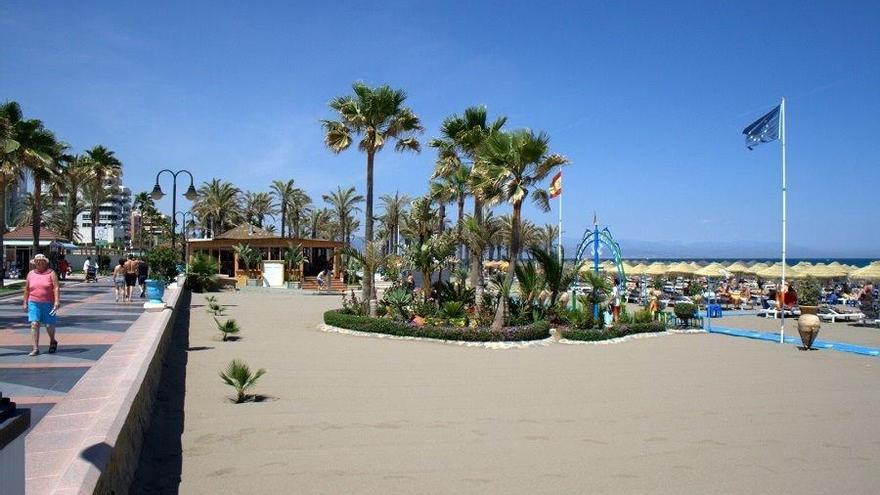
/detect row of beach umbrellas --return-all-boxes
[582,260,880,280]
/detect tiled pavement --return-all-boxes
[0,279,144,432]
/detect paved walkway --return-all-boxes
[0,279,144,431]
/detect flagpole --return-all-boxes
[780,97,787,344]
[557,170,563,264]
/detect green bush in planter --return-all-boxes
[561,321,666,341]
[674,302,698,326]
[145,246,180,284]
[799,276,822,306]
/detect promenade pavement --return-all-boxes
[0,278,144,432]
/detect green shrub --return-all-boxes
[799,276,821,306]
[324,309,550,342]
[560,307,594,329]
[633,309,654,324]
[673,302,697,320]
[383,287,414,321]
[687,283,703,297]
[215,318,240,341]
[188,254,219,292]
[146,246,180,284]
[560,321,666,341]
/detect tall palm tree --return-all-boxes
[429,165,470,260]
[84,145,122,252]
[429,106,506,312]
[270,179,296,238]
[476,129,568,330]
[242,191,275,228]
[322,186,363,251]
[307,208,332,239]
[322,82,423,307]
[56,154,92,243]
[132,191,157,249]
[537,223,560,255]
[287,187,312,238]
[193,179,242,234]
[7,108,60,254]
[0,102,26,284]
[379,191,410,255]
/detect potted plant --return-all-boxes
[233,243,263,286]
[797,276,822,350]
[283,243,307,289]
[144,246,180,303]
[674,302,697,328]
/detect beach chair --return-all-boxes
[817,305,865,323]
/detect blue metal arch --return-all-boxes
[574,224,626,315]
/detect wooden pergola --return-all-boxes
[185,224,343,281]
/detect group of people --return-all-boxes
[111,255,149,303]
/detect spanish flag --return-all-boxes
[548,171,562,199]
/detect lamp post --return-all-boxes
[150,169,197,253]
[175,211,194,262]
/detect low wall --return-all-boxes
[25,285,184,494]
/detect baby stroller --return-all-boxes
[86,265,98,283]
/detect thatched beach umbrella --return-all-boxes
[666,261,696,276]
[755,263,806,280]
[643,262,668,277]
[749,262,770,272]
[695,262,730,278]
[627,263,649,276]
[851,262,880,280]
[725,261,752,274]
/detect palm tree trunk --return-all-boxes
[32,177,42,254]
[469,198,484,314]
[456,196,465,263]
[491,202,521,331]
[91,204,98,256]
[0,180,7,287]
[280,201,286,238]
[364,151,375,315]
[438,203,446,231]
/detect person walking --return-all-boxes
[137,257,149,298]
[23,254,60,356]
[611,277,622,322]
[112,259,126,303]
[123,255,138,302]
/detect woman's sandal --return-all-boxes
[28,349,40,357]
[48,341,58,354]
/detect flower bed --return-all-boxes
[324,309,551,342]
[559,322,667,342]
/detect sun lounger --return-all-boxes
[758,300,800,319]
[817,305,865,323]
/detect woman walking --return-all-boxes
[23,254,60,357]
[112,259,126,303]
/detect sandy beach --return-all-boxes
[127,290,880,494]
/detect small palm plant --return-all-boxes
[205,295,217,304]
[219,359,266,403]
[215,317,240,341]
[207,301,225,316]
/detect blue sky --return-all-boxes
[2,1,878,257]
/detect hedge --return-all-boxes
[559,322,667,342]
[324,310,551,342]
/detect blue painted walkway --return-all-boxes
[707,325,880,357]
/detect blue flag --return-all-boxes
[742,105,781,150]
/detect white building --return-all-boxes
[74,179,132,247]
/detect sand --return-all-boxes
[150,291,880,494]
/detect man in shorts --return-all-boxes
[123,255,138,302]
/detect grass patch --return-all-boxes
[324,309,551,342]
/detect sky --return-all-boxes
[2,1,878,257]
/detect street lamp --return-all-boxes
[175,211,195,261]
[151,169,197,252]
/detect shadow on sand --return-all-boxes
[130,290,190,494]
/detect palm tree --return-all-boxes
[242,191,275,228]
[193,179,241,234]
[287,187,312,238]
[429,106,506,309]
[56,154,91,243]
[537,223,560,255]
[84,145,122,252]
[531,247,583,308]
[322,82,423,307]
[270,179,296,238]
[322,186,363,251]
[0,102,25,284]
[307,208,332,239]
[132,191,158,249]
[476,129,568,330]
[379,191,410,255]
[6,106,60,254]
